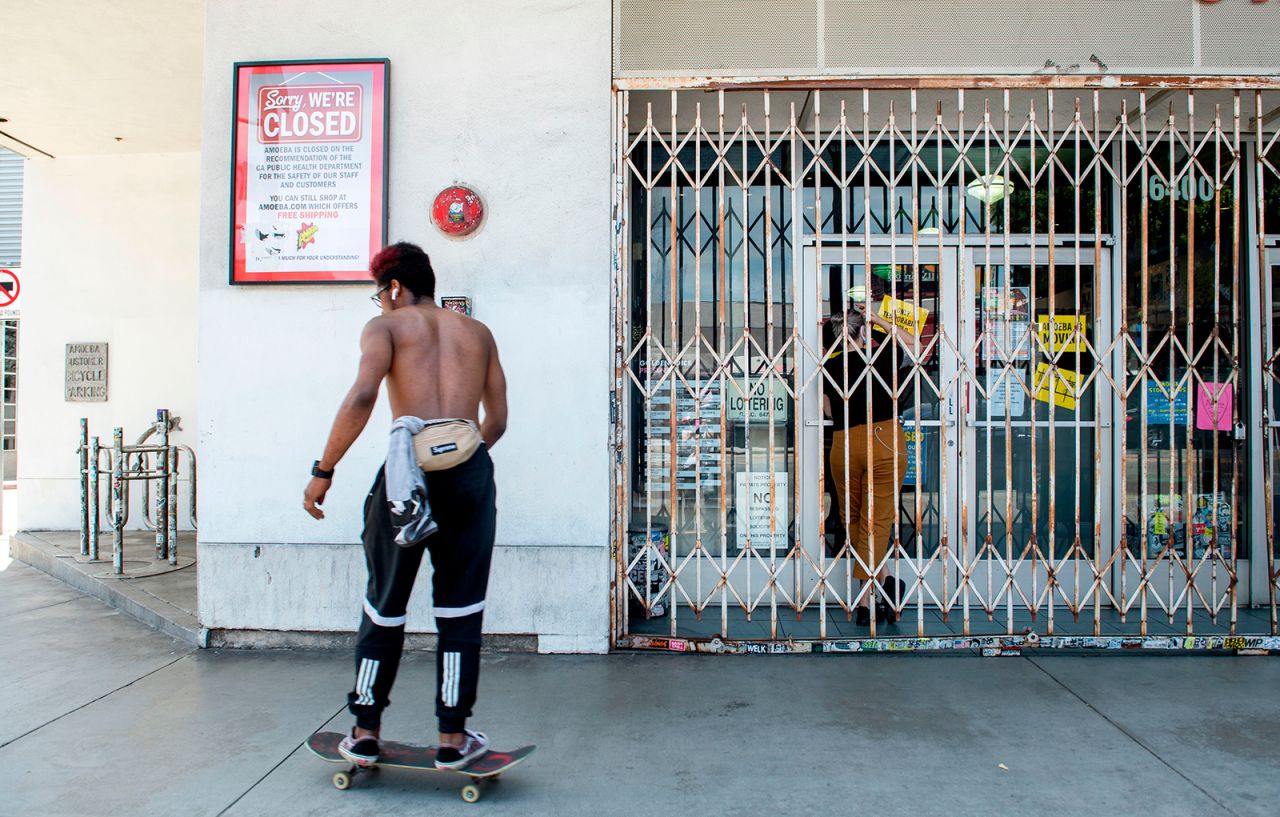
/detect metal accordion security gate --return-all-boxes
[610,77,1280,654]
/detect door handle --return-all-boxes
[804,419,834,428]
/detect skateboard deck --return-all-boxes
[307,731,535,802]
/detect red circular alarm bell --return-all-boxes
[432,185,485,237]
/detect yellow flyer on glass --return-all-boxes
[1033,362,1079,410]
[1036,314,1088,353]
[876,296,930,336]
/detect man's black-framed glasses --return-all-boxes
[370,284,391,310]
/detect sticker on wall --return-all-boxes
[876,296,930,336]
[1036,314,1088,354]
[1033,362,1078,411]
[440,296,472,316]
[432,185,485,238]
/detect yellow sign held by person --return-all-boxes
[1036,314,1088,353]
[1033,362,1079,410]
[876,296,930,336]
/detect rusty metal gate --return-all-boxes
[611,78,1280,654]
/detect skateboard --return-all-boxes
[306,731,535,803]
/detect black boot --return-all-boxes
[876,576,905,624]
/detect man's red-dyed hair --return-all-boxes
[370,242,435,298]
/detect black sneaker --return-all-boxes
[338,728,381,767]
[435,729,489,770]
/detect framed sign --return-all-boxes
[65,343,108,402]
[230,59,389,284]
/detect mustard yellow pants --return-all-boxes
[830,419,907,580]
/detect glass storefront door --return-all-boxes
[806,244,1124,625]
[963,247,1115,624]
[800,245,959,615]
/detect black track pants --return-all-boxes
[347,447,496,733]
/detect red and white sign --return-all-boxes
[231,60,388,284]
[0,269,18,308]
[258,85,363,144]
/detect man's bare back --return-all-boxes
[304,285,507,522]
[375,304,504,430]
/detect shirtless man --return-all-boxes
[303,242,507,770]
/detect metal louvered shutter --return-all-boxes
[613,0,1278,78]
[0,147,23,268]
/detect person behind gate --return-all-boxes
[823,293,909,626]
[303,241,508,770]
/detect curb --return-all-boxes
[11,531,207,648]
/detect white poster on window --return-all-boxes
[734,471,789,550]
[986,366,1027,418]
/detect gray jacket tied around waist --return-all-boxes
[386,416,438,546]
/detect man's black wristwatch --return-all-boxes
[311,461,335,479]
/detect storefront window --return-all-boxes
[801,144,1113,238]
[628,179,796,575]
[617,87,1270,640]
[1122,143,1243,563]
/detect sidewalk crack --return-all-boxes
[10,595,86,615]
[1026,656,1241,817]
[0,651,192,751]
[216,705,346,816]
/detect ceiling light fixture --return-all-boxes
[966,174,1013,205]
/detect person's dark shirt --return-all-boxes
[823,340,902,429]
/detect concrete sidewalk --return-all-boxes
[2,560,1277,817]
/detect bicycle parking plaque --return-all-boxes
[65,342,108,402]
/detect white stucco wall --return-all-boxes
[197,1,613,651]
[17,153,200,530]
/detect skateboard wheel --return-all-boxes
[332,772,352,790]
[461,784,481,803]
